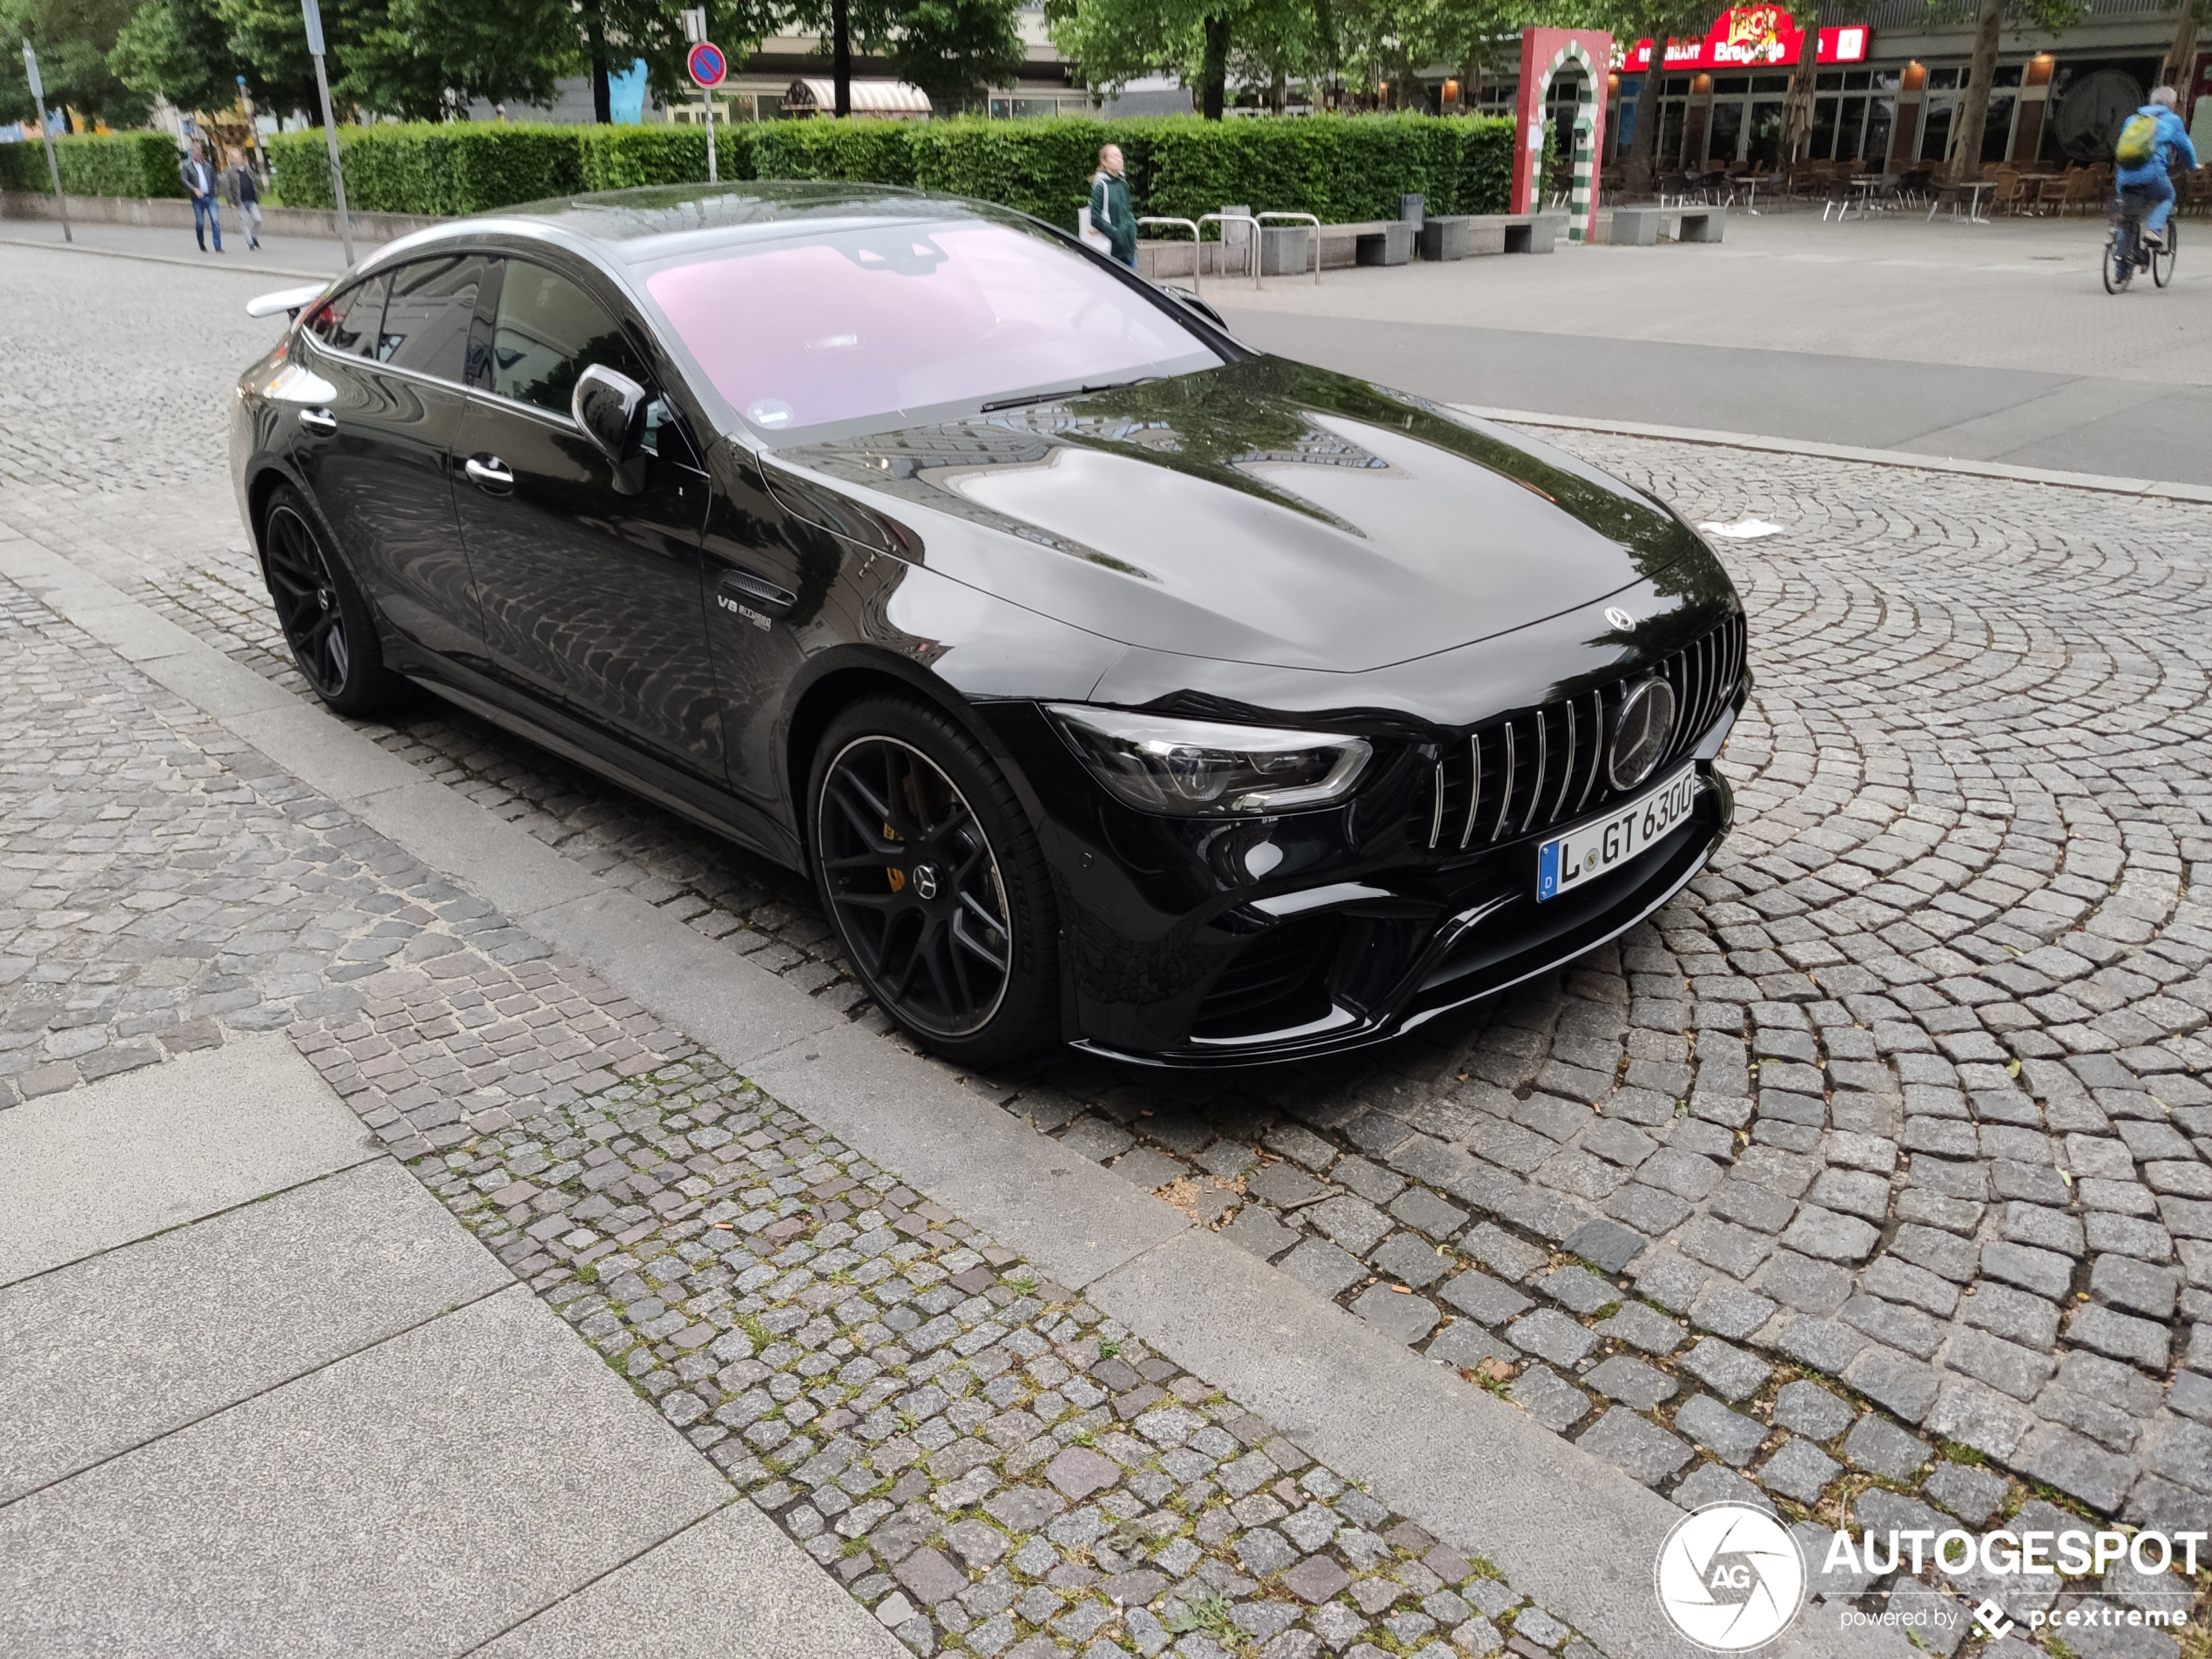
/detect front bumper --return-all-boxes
[1070,771,1730,1069]
[981,689,1742,1069]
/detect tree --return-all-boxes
[109,0,239,115]
[868,0,1024,115]
[1948,0,2086,180]
[3,0,152,126]
[1046,0,1278,118]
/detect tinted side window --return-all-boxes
[304,275,388,359]
[491,260,653,416]
[380,255,487,382]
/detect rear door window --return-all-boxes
[379,255,488,383]
[304,274,389,359]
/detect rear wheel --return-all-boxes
[808,696,1059,1067]
[2154,219,2176,287]
[260,487,407,715]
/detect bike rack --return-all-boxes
[1198,212,1263,289]
[1256,212,1323,285]
[1136,217,1202,296]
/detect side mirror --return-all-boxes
[572,363,650,496]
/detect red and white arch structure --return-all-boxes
[1511,28,1613,246]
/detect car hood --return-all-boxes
[765,356,1708,675]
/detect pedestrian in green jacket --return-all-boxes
[1089,145,1137,269]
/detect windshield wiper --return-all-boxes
[979,378,1146,413]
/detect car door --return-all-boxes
[290,253,487,660]
[450,254,722,787]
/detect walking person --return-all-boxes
[226,149,262,250]
[179,139,222,253]
[2115,84,2196,250]
[1088,144,1137,270]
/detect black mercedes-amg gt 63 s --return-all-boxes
[232,181,1746,1069]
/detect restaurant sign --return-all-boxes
[1622,6,1869,73]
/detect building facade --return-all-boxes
[1426,2,2203,175]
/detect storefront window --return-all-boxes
[1812,95,1838,156]
[1817,71,1844,91]
[1866,95,1896,162]
[1843,70,1870,91]
[1919,100,1952,161]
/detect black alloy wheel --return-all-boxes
[809,698,1057,1065]
[260,487,403,716]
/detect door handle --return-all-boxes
[464,455,515,493]
[297,407,337,436]
[717,567,798,616]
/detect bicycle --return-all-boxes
[2104,185,2177,293]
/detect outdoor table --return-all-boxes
[1733,174,1767,215]
[1931,179,1997,223]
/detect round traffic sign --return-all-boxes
[686,41,726,90]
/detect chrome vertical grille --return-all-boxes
[1417,613,1745,853]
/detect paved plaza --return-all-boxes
[1219,208,2212,484]
[3,233,2209,1657]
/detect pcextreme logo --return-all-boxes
[1655,1504,1806,1650]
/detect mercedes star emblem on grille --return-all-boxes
[1605,607,1635,631]
[1608,678,1679,789]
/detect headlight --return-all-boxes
[1044,705,1372,817]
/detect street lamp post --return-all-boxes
[300,0,354,265]
[20,41,72,244]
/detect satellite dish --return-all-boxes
[2052,66,2144,160]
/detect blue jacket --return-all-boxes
[2116,104,2197,187]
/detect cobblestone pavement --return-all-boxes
[0,576,1605,1659]
[4,243,2209,1655]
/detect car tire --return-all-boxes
[807,694,1059,1068]
[260,484,408,717]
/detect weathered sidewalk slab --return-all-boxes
[0,1286,730,1659]
[0,1157,506,1501]
[0,1032,375,1285]
[476,1502,907,1659]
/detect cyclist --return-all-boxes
[2115,84,2196,252]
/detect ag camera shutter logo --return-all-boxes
[1655,1503,1806,1650]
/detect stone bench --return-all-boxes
[1464,212,1568,254]
[1608,205,1726,246]
[1315,220,1413,269]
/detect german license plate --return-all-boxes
[1536,765,1697,901]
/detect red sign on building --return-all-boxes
[1622,6,1869,74]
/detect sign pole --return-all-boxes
[21,42,71,244]
[684,24,728,186]
[300,0,354,265]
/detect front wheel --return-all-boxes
[2154,220,2176,287]
[2104,229,2133,293]
[808,696,1060,1067]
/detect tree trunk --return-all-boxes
[1783,8,1818,167]
[1200,14,1231,120]
[1627,71,1660,195]
[833,0,853,117]
[2163,7,2201,100]
[585,5,611,125]
[1951,0,2004,180]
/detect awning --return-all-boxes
[783,78,933,117]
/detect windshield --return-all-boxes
[642,219,1220,438]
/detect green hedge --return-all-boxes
[0,132,185,199]
[268,122,588,215]
[240,113,1521,228]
